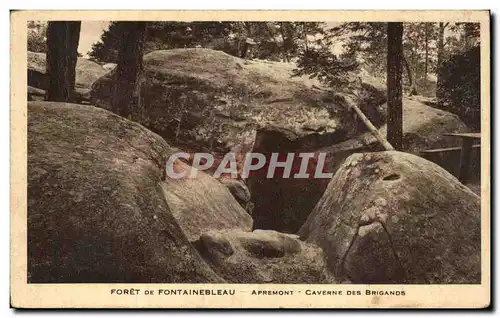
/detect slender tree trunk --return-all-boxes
[437,22,445,71]
[46,21,81,102]
[301,23,309,52]
[387,22,404,151]
[424,23,429,77]
[278,22,291,62]
[345,96,394,151]
[112,22,147,121]
[409,48,418,95]
[436,22,448,100]
[239,22,253,58]
[403,55,413,88]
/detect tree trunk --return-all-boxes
[387,22,404,151]
[424,24,429,77]
[345,95,394,151]
[301,23,309,52]
[409,48,418,95]
[46,22,81,102]
[403,55,413,88]
[112,22,147,121]
[278,22,291,62]
[436,22,448,100]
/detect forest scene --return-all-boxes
[27,20,482,284]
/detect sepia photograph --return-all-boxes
[11,10,490,308]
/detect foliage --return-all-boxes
[88,21,327,63]
[290,23,366,90]
[324,22,481,99]
[437,45,480,130]
[88,21,372,91]
[443,23,480,54]
[292,45,358,89]
[328,22,439,91]
[28,21,47,53]
[329,22,387,77]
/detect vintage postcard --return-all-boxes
[10,10,490,308]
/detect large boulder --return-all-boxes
[161,159,253,242]
[90,48,386,153]
[28,101,223,283]
[298,151,481,284]
[193,229,336,283]
[28,51,107,101]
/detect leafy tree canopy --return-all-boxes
[28,21,47,53]
[88,21,327,63]
[437,45,480,130]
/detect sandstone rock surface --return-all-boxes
[28,101,223,283]
[194,229,336,283]
[299,151,481,284]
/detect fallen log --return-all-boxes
[344,95,395,151]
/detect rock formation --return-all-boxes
[161,159,253,242]
[194,229,336,283]
[299,151,481,284]
[28,101,223,283]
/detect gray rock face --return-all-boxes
[193,229,336,283]
[28,101,223,283]
[299,151,481,284]
[161,160,253,242]
[90,48,386,153]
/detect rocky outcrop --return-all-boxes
[28,51,106,102]
[28,101,223,283]
[299,151,481,284]
[248,98,469,234]
[88,49,388,234]
[161,160,253,242]
[90,48,386,153]
[193,229,336,283]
